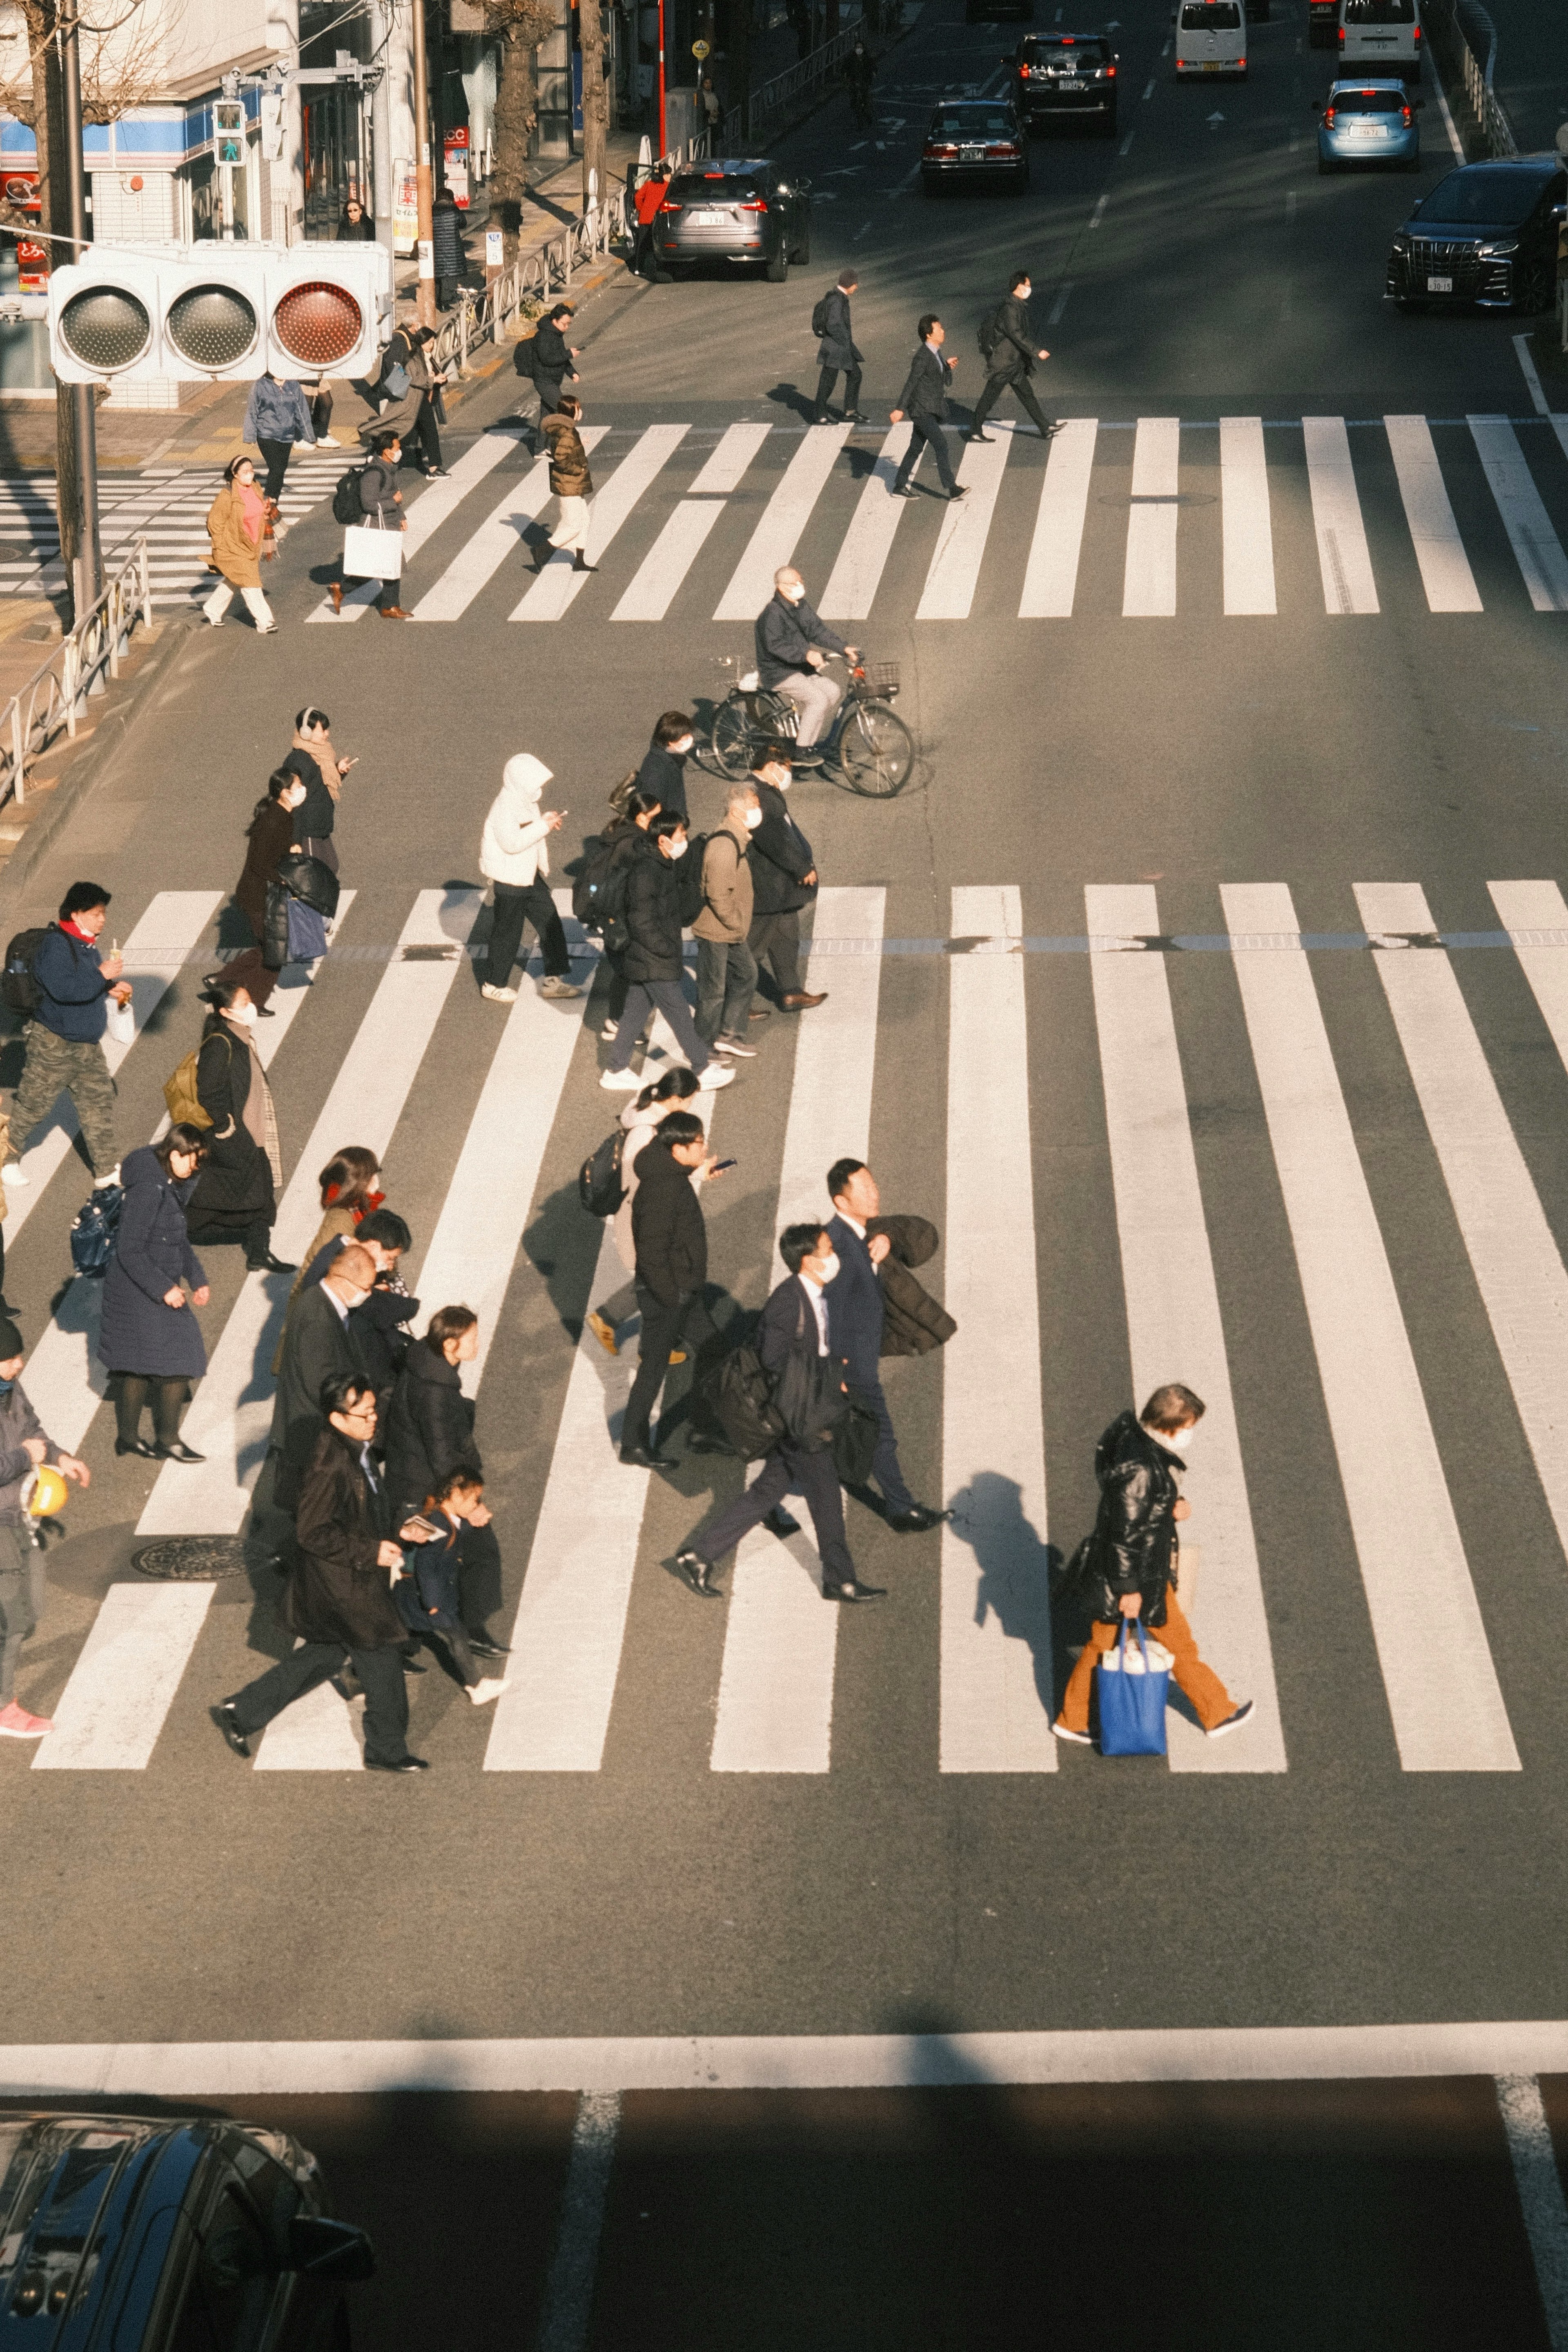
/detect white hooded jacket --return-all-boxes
[479,753,555,887]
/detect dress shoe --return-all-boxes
[824,1578,886,1603]
[892,483,918,498]
[365,1753,430,1773]
[586,1310,619,1356]
[782,991,827,1011]
[376,604,412,620]
[572,552,599,573]
[764,1507,800,1538]
[399,1650,428,1673]
[468,1635,511,1659]
[947,485,971,501]
[963,430,995,444]
[212,1702,250,1759]
[329,580,344,614]
[115,1437,158,1459]
[621,1444,680,1470]
[153,1440,206,1465]
[887,1505,951,1534]
[686,1431,737,1455]
[246,1252,298,1274]
[845,410,873,423]
[674,1548,722,1597]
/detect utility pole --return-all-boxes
[410,0,437,327]
[55,2,100,624]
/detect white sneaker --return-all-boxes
[316,434,341,448]
[539,974,582,999]
[698,1063,736,1089]
[1,1163,28,1188]
[600,1066,642,1090]
[480,982,518,1003]
[92,1165,121,1189]
[467,1676,510,1706]
[600,1018,620,1041]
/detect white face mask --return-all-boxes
[782,586,805,604]
[284,782,307,809]
[228,1002,258,1028]
[1018,287,1031,303]
[814,1252,840,1285]
[666,838,688,862]
[744,807,763,831]
[1153,1423,1195,1451]
[337,1284,370,1312]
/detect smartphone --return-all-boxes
[710,1157,738,1174]
[399,1514,442,1544]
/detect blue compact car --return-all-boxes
[1314,78,1421,171]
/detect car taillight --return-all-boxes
[658,198,682,212]
[985,143,1020,157]
[1337,23,1344,39]
[1401,103,1411,123]
[1018,62,1031,76]
[1107,62,1116,76]
[1324,106,1335,125]
[739,199,767,212]
[1412,22,1421,38]
[924,142,958,157]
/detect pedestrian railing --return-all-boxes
[432,185,642,374]
[0,538,153,810]
[719,9,865,151]
[1422,0,1518,160]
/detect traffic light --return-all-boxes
[213,99,246,167]
[47,244,391,385]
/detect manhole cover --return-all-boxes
[132,1536,249,1581]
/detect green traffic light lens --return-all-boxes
[59,285,151,372]
[167,283,258,370]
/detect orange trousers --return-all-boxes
[1057,1584,1233,1737]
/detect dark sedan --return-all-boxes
[1386,156,1566,313]
[653,158,812,283]
[921,100,1031,194]
[1008,29,1119,134]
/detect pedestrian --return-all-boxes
[967,267,1057,444]
[890,314,968,501]
[514,302,580,443]
[599,813,736,1093]
[824,1158,949,1533]
[182,975,294,1274]
[675,1222,884,1602]
[3,880,130,1196]
[619,1109,731,1467]
[242,370,316,508]
[215,1371,432,1773]
[394,1470,510,1704]
[309,378,339,447]
[384,1305,509,1659]
[1052,1385,1255,1746]
[628,164,672,282]
[328,430,410,620]
[700,72,723,132]
[100,1126,212,1463]
[634,710,695,826]
[534,392,597,575]
[368,320,423,441]
[754,567,857,764]
[406,326,450,476]
[294,1207,417,1423]
[585,1065,703,1356]
[477,753,583,1004]
[272,1144,386,1365]
[0,1314,91,1740]
[587,786,664,1043]
[745,747,827,1013]
[203,454,277,633]
[337,195,375,241]
[281,706,359,878]
[432,187,465,311]
[843,38,875,127]
[813,270,868,425]
[694,782,762,1058]
[227,766,309,1012]
[267,1241,376,1515]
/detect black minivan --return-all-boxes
[1386,156,1566,312]
[653,158,813,283]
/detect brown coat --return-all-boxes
[205,486,263,587]
[543,411,593,498]
[692,813,755,944]
[866,1215,958,1357]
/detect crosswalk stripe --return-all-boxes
[1221,416,1276,616]
[818,426,912,620]
[1086,886,1287,1772]
[1355,880,1568,1581]
[33,1584,213,1771]
[940,888,1056,1771]
[710,886,885,1774]
[135,890,482,1537]
[1018,416,1097,618]
[1223,884,1518,1771]
[512,425,690,621]
[307,430,517,622]
[713,425,851,620]
[916,426,1012,621]
[252,1651,365,1771]
[612,500,726,621]
[1303,415,1380,614]
[1468,416,1568,612]
[688,422,771,494]
[1385,414,1483,612]
[412,430,608,623]
[1488,880,1568,1069]
[1123,417,1180,617]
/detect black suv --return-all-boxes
[1386,156,1566,313]
[0,2111,374,2348]
[1007,30,1119,135]
[653,158,813,283]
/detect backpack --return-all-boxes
[331,466,365,526]
[811,291,833,338]
[1,927,47,1016]
[69,1180,123,1279]
[594,857,635,959]
[606,769,641,820]
[162,1045,216,1131]
[977,305,1002,361]
[702,1334,786,1461]
[578,1127,628,1218]
[571,833,620,930]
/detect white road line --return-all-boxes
[306,430,517,623]
[1018,416,1097,617]
[1222,884,1517,1773]
[1356,880,1568,1586]
[1142,75,1156,96]
[1123,416,1180,617]
[33,1584,213,1771]
[1303,415,1379,614]
[915,426,1011,620]
[1514,334,1551,418]
[1047,282,1074,325]
[1086,886,1286,1772]
[713,425,851,619]
[941,887,1055,1773]
[1489,881,1568,1071]
[819,425,912,619]
[535,2092,622,2352]
[1433,71,1465,159]
[514,425,690,620]
[1468,415,1568,612]
[689,421,771,494]
[1220,415,1276,615]
[1119,129,1135,155]
[1089,193,1108,227]
[774,887,884,1230]
[1497,2076,1568,2352]
[412,430,607,623]
[1384,414,1482,612]
[612,500,726,620]
[135,890,482,1537]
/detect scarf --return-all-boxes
[292,728,341,804]
[232,1030,283,1187]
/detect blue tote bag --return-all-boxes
[1096,1619,1173,1755]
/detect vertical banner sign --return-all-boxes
[392,160,419,255]
[5,170,45,290]
[443,124,470,208]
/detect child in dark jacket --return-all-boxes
[393,1471,509,1706]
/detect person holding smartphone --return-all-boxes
[394,1470,510,1706]
[279,705,359,875]
[478,753,582,1004]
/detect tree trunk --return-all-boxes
[726,0,751,143]
[488,26,537,258]
[580,0,608,213]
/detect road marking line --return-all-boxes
[1220,416,1276,615]
[612,501,727,621]
[1018,416,1097,617]
[536,2093,621,2352]
[1303,415,1380,614]
[1468,414,1568,612]
[941,886,1056,1773]
[688,421,771,494]
[1497,2076,1568,2351]
[1119,129,1135,154]
[1089,192,1108,227]
[819,426,912,618]
[1086,886,1287,1773]
[1047,281,1074,325]
[1433,71,1465,159]
[1514,334,1551,418]
[1384,413,1482,611]
[305,429,517,622]
[34,1584,213,1771]
[713,425,851,617]
[410,429,607,621]
[1143,75,1156,96]
[1122,416,1180,616]
[514,424,690,619]
[1222,883,1517,1772]
[916,426,1011,619]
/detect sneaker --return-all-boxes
[600,1067,642,1091]
[0,1164,27,1188]
[92,1164,121,1189]
[480,982,518,1003]
[1050,1719,1093,1745]
[713,1033,758,1058]
[600,1018,621,1041]
[697,1063,735,1089]
[467,1676,511,1706]
[0,1699,53,1738]
[540,975,582,999]
[315,434,341,448]
[845,410,873,423]
[1208,1699,1255,1739]
[586,1309,619,1356]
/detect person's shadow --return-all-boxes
[765,381,817,426]
[947,1469,1062,1721]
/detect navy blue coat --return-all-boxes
[32,925,111,1041]
[98,1147,207,1379]
[823,1212,884,1385]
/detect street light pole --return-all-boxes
[55,2,101,624]
[410,0,437,328]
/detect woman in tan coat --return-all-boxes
[537,392,595,573]
[203,455,276,635]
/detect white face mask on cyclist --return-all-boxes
[781,584,806,604]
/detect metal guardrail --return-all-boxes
[719,10,866,150]
[0,540,153,809]
[1422,0,1517,159]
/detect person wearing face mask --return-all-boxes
[289,1207,418,1426]
[620,1111,732,1468]
[600,812,736,1093]
[745,747,826,1015]
[1053,1383,1254,1745]
[267,1242,377,1517]
[183,978,294,1276]
[693,783,762,1059]
[280,706,359,876]
[966,267,1058,446]
[634,709,696,828]
[825,1158,949,1535]
[478,753,581,1004]
[755,567,858,764]
[227,767,308,1011]
[674,1223,884,1602]
[0,1316,91,1740]
[98,1125,212,1463]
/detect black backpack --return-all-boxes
[578,1128,628,1218]
[977,305,1002,360]
[571,833,619,930]
[69,1180,123,1278]
[331,466,365,525]
[702,1334,786,1461]
[811,291,833,337]
[2,926,47,1016]
[594,858,635,959]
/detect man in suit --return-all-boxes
[966,268,1057,445]
[890,314,969,501]
[621,1112,730,1467]
[268,1241,375,1513]
[675,1223,884,1602]
[825,1159,949,1533]
[813,270,868,425]
[746,745,827,1011]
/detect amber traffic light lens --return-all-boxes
[166,283,258,370]
[59,285,150,372]
[272,280,363,366]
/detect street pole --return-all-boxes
[410,0,437,327]
[657,0,666,158]
[55,3,100,624]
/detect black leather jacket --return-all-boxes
[1081,1410,1185,1626]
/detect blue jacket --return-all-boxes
[823,1212,885,1384]
[755,591,846,689]
[31,924,111,1041]
[243,374,315,447]
[394,1510,466,1633]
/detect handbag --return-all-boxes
[829,1396,878,1487]
[286,895,329,964]
[104,992,135,1047]
[275,854,340,920]
[1096,1619,1174,1757]
[770,1290,847,1452]
[343,521,403,580]
[380,358,411,399]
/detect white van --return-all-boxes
[1173,0,1247,79]
[1338,0,1422,77]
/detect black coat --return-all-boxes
[282,746,336,845]
[98,1146,207,1379]
[286,1428,404,1649]
[632,1136,707,1304]
[864,1214,957,1357]
[755,590,845,689]
[235,797,295,940]
[815,286,862,371]
[384,1336,481,1506]
[302,1236,419,1414]
[747,781,818,916]
[895,340,954,420]
[1076,1410,1185,1628]
[270,1282,368,1510]
[186,1021,274,1233]
[621,830,687,983]
[521,318,572,381]
[432,195,464,276]
[635,739,689,826]
[986,292,1038,381]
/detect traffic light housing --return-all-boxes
[213,99,246,167]
[47,243,391,384]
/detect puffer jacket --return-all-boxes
[864,1215,957,1357]
[0,1381,60,1526]
[1076,1410,1185,1628]
[621,829,687,984]
[543,411,593,498]
[383,1336,482,1510]
[480,753,555,887]
[243,374,314,446]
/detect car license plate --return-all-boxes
[1427,275,1452,292]
[1202,60,1221,70]
[1058,77,1085,88]
[690,209,725,224]
[960,145,982,158]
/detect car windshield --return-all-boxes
[932,109,1017,135]
[1023,36,1111,62]
[1180,2,1242,26]
[1416,165,1553,226]
[1330,87,1406,109]
[1342,0,1415,20]
[668,174,762,203]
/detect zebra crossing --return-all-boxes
[16,875,1568,1780]
[0,454,348,599]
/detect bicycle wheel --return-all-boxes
[839,700,913,797]
[706,699,753,780]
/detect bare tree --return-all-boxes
[481,0,557,260]
[0,0,172,237]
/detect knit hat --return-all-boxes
[502,753,552,803]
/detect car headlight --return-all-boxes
[1390,235,1410,256]
[1477,240,1519,258]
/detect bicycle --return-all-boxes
[702,651,915,798]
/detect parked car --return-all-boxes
[1337,0,1422,77]
[1172,0,1247,78]
[1314,78,1421,171]
[1007,30,1118,135]
[921,98,1031,193]
[652,158,812,283]
[1386,156,1567,313]
[0,2109,374,2349]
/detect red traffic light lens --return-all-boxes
[59,285,151,371]
[166,283,257,370]
[272,280,363,366]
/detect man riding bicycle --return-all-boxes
[754,567,858,766]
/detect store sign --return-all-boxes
[392,160,418,256]
[444,125,470,210]
[4,171,45,290]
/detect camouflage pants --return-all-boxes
[9,1025,117,1177]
